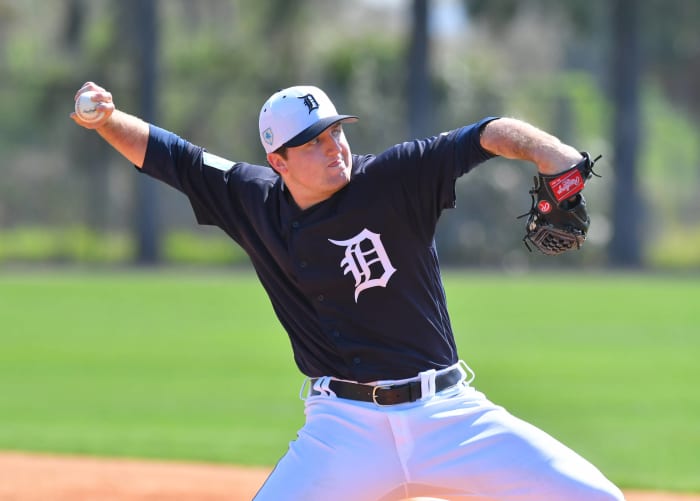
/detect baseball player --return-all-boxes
[72,81,624,501]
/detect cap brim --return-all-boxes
[283,115,359,148]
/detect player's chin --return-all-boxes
[324,169,351,191]
[334,165,352,183]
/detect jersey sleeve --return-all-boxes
[453,116,500,178]
[371,116,499,233]
[138,125,198,191]
[138,124,272,237]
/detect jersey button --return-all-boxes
[317,294,325,302]
[332,330,340,338]
[300,261,308,268]
[292,221,300,229]
[353,357,361,365]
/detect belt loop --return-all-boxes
[312,376,336,397]
[459,360,476,386]
[419,368,437,401]
[299,377,311,401]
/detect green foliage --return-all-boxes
[648,225,700,269]
[510,71,611,145]
[163,231,247,265]
[0,227,134,263]
[322,36,403,90]
[320,36,408,151]
[639,84,700,240]
[643,84,700,183]
[0,227,248,265]
[1,0,700,270]
[466,0,605,33]
[0,272,698,491]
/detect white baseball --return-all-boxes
[75,91,104,123]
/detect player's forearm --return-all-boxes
[480,117,583,175]
[95,110,150,168]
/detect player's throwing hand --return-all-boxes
[71,81,115,129]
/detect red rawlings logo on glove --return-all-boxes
[537,200,552,214]
[548,169,584,203]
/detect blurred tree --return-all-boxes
[259,0,309,86]
[466,0,643,267]
[407,0,433,139]
[1,0,697,267]
[132,0,161,264]
[82,0,162,264]
[645,0,700,118]
[62,0,84,49]
[609,0,642,267]
[467,0,601,32]
[64,0,114,233]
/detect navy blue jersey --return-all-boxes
[140,119,497,382]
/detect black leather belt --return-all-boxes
[309,367,463,406]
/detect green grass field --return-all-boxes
[0,270,698,492]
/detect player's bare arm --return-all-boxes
[480,117,583,174]
[71,82,150,168]
[93,110,150,168]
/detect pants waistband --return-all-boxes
[308,365,466,406]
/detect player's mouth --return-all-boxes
[328,158,345,169]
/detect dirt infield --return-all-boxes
[0,452,697,501]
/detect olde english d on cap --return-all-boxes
[259,85,358,154]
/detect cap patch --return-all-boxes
[263,127,274,146]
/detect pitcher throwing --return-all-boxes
[72,81,624,501]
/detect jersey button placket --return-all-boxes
[291,221,308,271]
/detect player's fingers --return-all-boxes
[97,101,115,113]
[74,82,95,101]
[70,102,114,129]
[83,91,113,103]
[74,82,110,101]
[73,91,114,115]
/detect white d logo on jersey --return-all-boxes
[329,228,397,302]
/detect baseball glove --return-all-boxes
[519,152,601,255]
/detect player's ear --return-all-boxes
[267,152,287,175]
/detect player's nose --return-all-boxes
[325,134,343,154]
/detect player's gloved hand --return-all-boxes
[519,152,601,255]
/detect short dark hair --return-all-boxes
[273,146,289,159]
[265,146,288,169]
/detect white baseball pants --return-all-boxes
[254,363,625,501]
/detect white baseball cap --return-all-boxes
[259,85,358,154]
